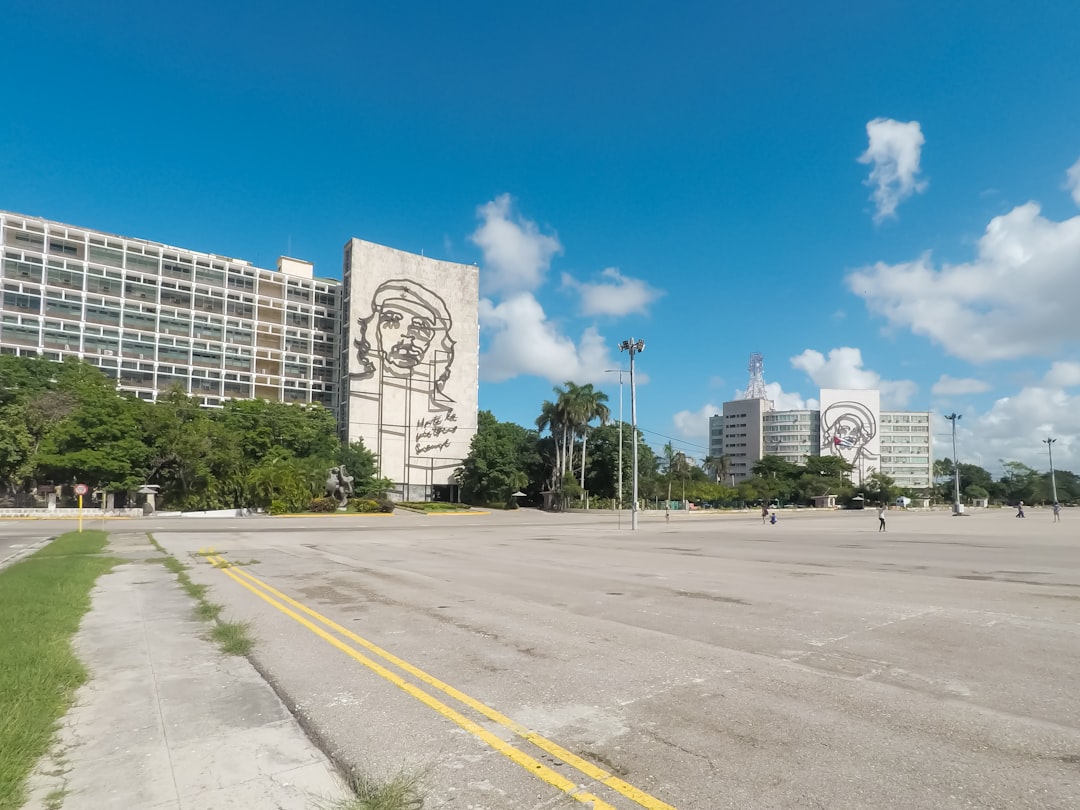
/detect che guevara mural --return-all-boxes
[342,239,478,501]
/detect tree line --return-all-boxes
[455,381,1076,508]
[0,356,388,512]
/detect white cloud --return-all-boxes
[1044,361,1080,389]
[561,268,664,317]
[858,118,927,222]
[478,292,613,383]
[672,404,721,449]
[959,381,1080,474]
[931,375,991,397]
[790,347,917,408]
[848,201,1080,362]
[764,381,818,412]
[1066,157,1080,206]
[470,194,562,295]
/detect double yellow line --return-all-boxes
[203,551,679,810]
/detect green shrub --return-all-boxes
[349,498,381,513]
[308,497,338,513]
[268,499,289,515]
[376,497,395,513]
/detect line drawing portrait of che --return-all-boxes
[342,238,479,501]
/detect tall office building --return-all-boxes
[762,409,820,465]
[711,381,932,490]
[0,210,480,500]
[0,210,338,407]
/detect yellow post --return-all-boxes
[78,494,83,533]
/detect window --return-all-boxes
[162,260,193,281]
[4,256,44,283]
[160,317,189,336]
[84,304,121,325]
[8,229,44,249]
[126,253,159,273]
[88,246,123,267]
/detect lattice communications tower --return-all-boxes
[742,352,769,400]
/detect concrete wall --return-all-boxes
[819,388,881,485]
[722,397,770,481]
[341,239,479,501]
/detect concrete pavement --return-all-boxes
[153,507,1080,809]
[21,531,344,810]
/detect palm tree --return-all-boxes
[573,384,610,491]
[662,442,677,504]
[535,399,565,492]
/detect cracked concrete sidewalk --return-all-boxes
[23,532,346,810]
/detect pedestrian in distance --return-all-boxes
[1016,500,1026,518]
[769,512,777,525]
[878,505,886,532]
[761,504,769,524]
[1053,502,1061,522]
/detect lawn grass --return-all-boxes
[0,530,116,810]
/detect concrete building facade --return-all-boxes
[762,409,820,466]
[715,397,770,483]
[339,239,479,502]
[0,211,339,408]
[711,386,932,490]
[0,210,480,501]
[880,412,932,489]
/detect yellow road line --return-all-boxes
[208,557,614,809]
[215,558,679,810]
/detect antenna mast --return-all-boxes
[742,352,768,400]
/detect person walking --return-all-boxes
[878,505,886,532]
[1016,500,1026,518]
[761,504,769,524]
[1053,502,1061,522]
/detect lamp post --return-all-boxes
[619,338,645,530]
[1043,437,1058,504]
[945,413,962,515]
[605,368,626,525]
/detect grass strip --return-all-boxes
[147,535,255,656]
[322,771,425,810]
[0,530,116,810]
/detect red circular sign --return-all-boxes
[74,484,89,496]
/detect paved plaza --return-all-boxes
[8,507,1079,808]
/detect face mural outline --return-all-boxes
[353,279,456,405]
[821,400,878,479]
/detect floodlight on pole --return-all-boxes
[604,368,627,526]
[1043,437,1058,504]
[618,338,645,530]
[945,413,962,515]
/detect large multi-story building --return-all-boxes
[709,380,932,490]
[762,409,820,466]
[0,210,479,500]
[0,210,339,408]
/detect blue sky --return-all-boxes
[3,1,1080,473]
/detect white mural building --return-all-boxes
[340,239,479,501]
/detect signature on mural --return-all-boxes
[415,412,458,453]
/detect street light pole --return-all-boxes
[945,413,962,515]
[604,369,626,526]
[1043,437,1058,504]
[619,338,645,530]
